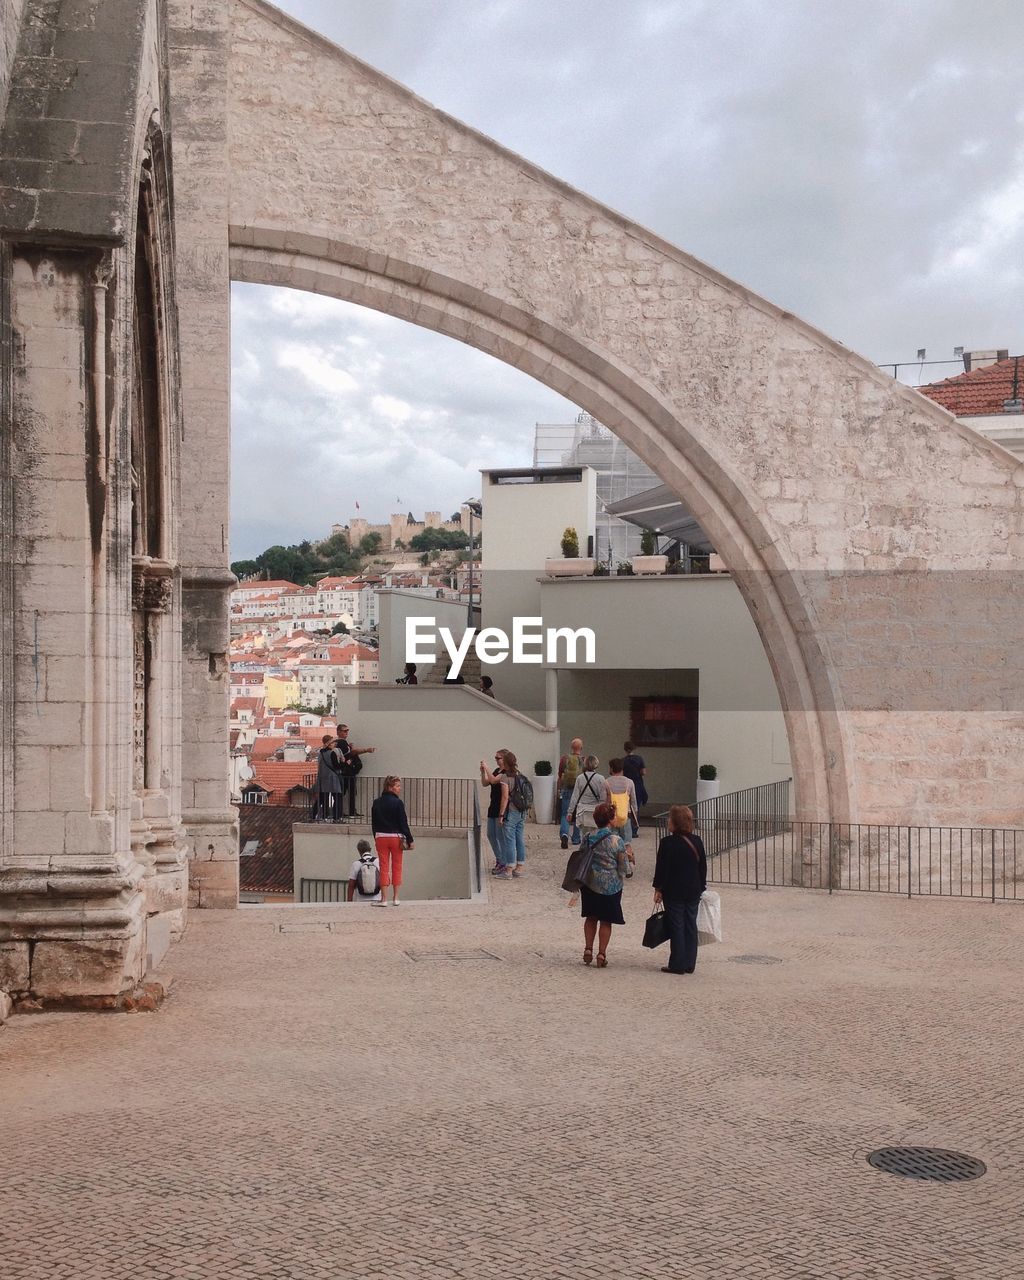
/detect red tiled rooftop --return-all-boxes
[917,356,1023,418]
[247,759,314,802]
[230,696,264,714]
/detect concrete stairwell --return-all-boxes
[420,649,484,688]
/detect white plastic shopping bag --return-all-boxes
[697,890,722,945]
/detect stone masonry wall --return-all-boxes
[220,0,1023,829]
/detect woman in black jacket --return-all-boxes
[370,776,414,907]
[652,804,708,975]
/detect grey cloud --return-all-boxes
[231,284,577,559]
[232,1,1024,555]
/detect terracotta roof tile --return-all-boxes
[917,356,1023,418]
[247,759,316,802]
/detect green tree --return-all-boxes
[408,528,469,552]
[359,532,382,555]
[331,621,349,635]
[230,559,260,579]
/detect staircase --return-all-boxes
[420,649,484,688]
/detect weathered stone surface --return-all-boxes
[0,941,30,992]
[31,935,144,999]
[220,0,1024,830]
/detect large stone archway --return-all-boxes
[2,0,1022,1004]
[171,0,1023,913]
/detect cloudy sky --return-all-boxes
[231,0,1024,559]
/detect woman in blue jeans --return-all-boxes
[499,750,527,878]
[652,804,708,974]
[479,751,510,874]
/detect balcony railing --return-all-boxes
[300,773,477,831]
[654,781,1024,902]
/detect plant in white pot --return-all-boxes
[632,527,668,575]
[531,760,557,823]
[545,526,595,576]
[696,763,719,803]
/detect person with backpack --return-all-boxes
[653,804,708,975]
[347,839,382,904]
[557,737,584,850]
[566,755,605,842]
[370,775,414,907]
[604,758,638,876]
[622,740,648,838]
[499,750,532,878]
[335,722,376,817]
[573,801,630,968]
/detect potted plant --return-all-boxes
[532,759,556,824]
[615,560,634,576]
[696,762,719,803]
[632,527,668,575]
[545,526,595,576]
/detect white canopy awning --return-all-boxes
[604,484,714,552]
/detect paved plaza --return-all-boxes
[2,830,1023,1280]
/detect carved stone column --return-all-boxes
[168,1,239,908]
[130,556,188,951]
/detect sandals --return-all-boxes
[583,949,593,965]
[595,953,608,968]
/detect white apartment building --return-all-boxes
[316,577,364,622]
[296,660,337,710]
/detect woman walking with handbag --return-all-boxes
[653,805,708,974]
[574,802,630,968]
[566,755,605,839]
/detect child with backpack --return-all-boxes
[347,839,382,904]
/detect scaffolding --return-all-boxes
[533,413,661,563]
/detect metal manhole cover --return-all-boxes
[867,1147,986,1182]
[404,949,501,962]
[729,954,783,965]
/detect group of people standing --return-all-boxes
[557,737,648,851]
[569,802,708,976]
[313,723,377,821]
[343,776,415,907]
[479,750,530,879]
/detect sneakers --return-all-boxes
[560,835,568,850]
[512,867,526,878]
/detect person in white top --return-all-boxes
[567,756,606,837]
[347,839,382,904]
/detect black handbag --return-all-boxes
[642,907,671,949]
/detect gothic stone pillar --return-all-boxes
[168,1,238,907]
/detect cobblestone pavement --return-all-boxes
[3,830,1024,1279]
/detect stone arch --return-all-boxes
[167,0,1023,863]
[229,237,844,823]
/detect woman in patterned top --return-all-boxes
[576,801,630,968]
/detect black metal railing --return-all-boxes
[301,774,476,829]
[654,783,1024,902]
[653,779,792,855]
[299,878,348,903]
[700,821,1023,901]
